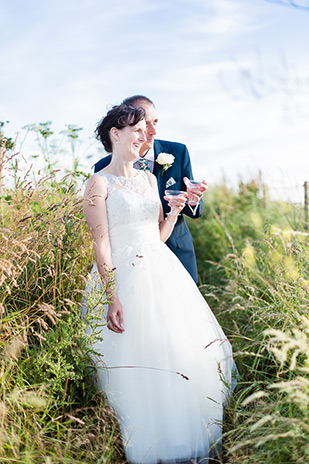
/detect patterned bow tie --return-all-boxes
[137,158,151,172]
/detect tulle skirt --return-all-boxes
[82,237,237,463]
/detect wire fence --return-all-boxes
[263,181,309,230]
[304,181,309,230]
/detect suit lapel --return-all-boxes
[153,140,166,198]
[153,140,160,177]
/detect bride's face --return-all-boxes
[118,120,146,160]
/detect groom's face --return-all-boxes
[134,100,159,156]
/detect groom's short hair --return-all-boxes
[122,95,155,107]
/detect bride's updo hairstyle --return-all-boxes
[95,104,145,153]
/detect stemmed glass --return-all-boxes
[183,178,204,215]
[164,190,188,215]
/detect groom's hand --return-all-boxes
[183,177,207,204]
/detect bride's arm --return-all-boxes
[83,175,124,333]
[146,172,186,242]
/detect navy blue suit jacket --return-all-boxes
[94,139,203,283]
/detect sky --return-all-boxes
[1,0,309,202]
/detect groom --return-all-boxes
[94,95,207,283]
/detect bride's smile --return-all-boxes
[112,119,146,162]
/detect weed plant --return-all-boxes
[0,140,126,463]
[188,179,308,463]
[1,126,308,463]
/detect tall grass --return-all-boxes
[187,180,309,463]
[0,139,125,462]
[1,126,308,463]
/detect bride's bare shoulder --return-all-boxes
[84,173,108,198]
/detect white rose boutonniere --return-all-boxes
[156,153,175,176]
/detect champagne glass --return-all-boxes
[164,189,187,215]
[183,178,205,215]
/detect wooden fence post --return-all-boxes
[305,181,309,230]
[0,131,4,195]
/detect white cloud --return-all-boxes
[1,0,309,202]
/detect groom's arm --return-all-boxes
[180,146,203,219]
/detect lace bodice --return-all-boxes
[96,170,161,249]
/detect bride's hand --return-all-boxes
[106,297,125,333]
[163,192,187,216]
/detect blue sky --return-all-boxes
[1,0,309,201]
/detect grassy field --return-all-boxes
[187,181,308,463]
[0,139,308,463]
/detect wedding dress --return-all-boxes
[82,170,237,464]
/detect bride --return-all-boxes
[82,104,237,464]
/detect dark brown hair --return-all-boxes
[95,104,145,152]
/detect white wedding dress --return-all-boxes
[82,170,237,464]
